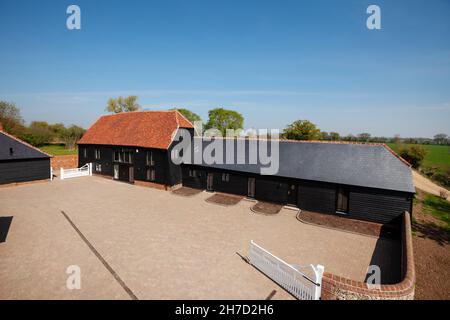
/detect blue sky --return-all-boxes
[0,0,449,138]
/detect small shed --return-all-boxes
[0,124,51,185]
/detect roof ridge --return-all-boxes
[197,136,387,146]
[382,143,412,168]
[0,130,52,158]
[173,109,194,128]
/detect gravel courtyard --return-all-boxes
[0,176,399,299]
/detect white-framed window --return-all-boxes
[188,169,197,178]
[146,151,155,165]
[95,148,101,159]
[113,151,132,163]
[95,163,102,172]
[222,173,230,182]
[146,168,156,181]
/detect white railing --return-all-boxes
[248,240,324,300]
[60,163,92,180]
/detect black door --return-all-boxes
[287,184,297,206]
[118,164,130,182]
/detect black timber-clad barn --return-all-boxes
[0,127,51,185]
[181,138,415,224]
[77,110,195,187]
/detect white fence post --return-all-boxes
[50,167,53,181]
[313,264,325,300]
[249,240,324,300]
[89,163,93,176]
[60,168,64,180]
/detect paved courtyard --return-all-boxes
[0,176,400,299]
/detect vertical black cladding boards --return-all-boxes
[348,189,412,224]
[78,145,177,185]
[0,158,51,184]
[297,182,337,214]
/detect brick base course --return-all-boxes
[321,212,415,300]
[50,155,78,170]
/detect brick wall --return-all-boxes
[321,212,415,300]
[50,155,78,170]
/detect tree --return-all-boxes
[21,121,55,146]
[171,108,202,124]
[321,131,330,140]
[49,123,67,141]
[357,133,371,142]
[400,145,427,169]
[282,120,321,141]
[205,108,244,136]
[61,125,86,149]
[0,101,25,135]
[106,96,141,113]
[434,133,448,145]
[330,132,340,141]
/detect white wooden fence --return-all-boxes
[248,240,324,300]
[60,163,92,180]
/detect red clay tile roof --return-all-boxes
[77,110,194,150]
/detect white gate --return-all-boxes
[60,163,92,180]
[248,241,324,300]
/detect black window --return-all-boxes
[189,169,197,178]
[95,148,101,159]
[146,151,154,165]
[83,148,87,158]
[222,173,230,182]
[336,187,349,213]
[114,151,132,163]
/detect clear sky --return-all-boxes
[0,0,449,138]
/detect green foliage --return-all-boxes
[434,133,449,145]
[357,133,371,142]
[282,120,321,141]
[432,169,450,188]
[39,144,78,156]
[61,125,86,149]
[0,100,25,135]
[388,143,450,173]
[205,108,244,136]
[172,108,202,124]
[423,193,450,232]
[106,96,141,113]
[21,121,54,146]
[399,145,427,168]
[330,132,340,141]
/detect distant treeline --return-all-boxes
[0,101,85,148]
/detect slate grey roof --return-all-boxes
[0,131,50,161]
[181,137,415,193]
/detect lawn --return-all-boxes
[39,144,77,156]
[387,143,450,173]
[422,193,450,232]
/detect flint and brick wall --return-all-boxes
[50,155,78,170]
[321,212,415,300]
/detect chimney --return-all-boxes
[0,122,3,132]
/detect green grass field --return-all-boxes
[387,143,450,173]
[39,144,77,156]
[423,193,450,232]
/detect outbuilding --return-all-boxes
[181,138,415,224]
[0,124,51,185]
